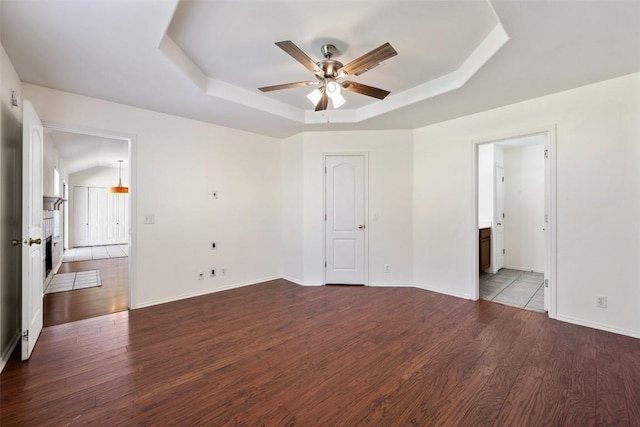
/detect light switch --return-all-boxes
[143,214,155,224]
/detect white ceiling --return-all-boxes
[46,130,128,174]
[1,0,639,138]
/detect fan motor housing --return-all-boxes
[318,59,344,78]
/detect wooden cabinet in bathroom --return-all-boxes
[479,227,491,272]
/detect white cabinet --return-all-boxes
[106,191,128,245]
[72,186,128,247]
[73,186,90,247]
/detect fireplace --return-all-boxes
[45,236,53,277]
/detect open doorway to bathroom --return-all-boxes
[41,127,132,326]
[476,130,555,316]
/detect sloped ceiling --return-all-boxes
[47,130,128,175]
[1,0,639,138]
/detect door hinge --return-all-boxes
[544,279,549,288]
[544,149,549,159]
[502,212,505,219]
[324,261,327,268]
[325,213,327,221]
[22,330,29,341]
[502,176,504,182]
[503,249,505,255]
[325,166,327,174]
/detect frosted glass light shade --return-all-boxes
[307,88,323,105]
[331,93,346,109]
[326,81,341,98]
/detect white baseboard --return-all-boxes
[281,276,322,286]
[134,276,281,309]
[0,331,20,374]
[504,265,544,274]
[555,314,640,339]
[414,283,473,300]
[368,282,414,287]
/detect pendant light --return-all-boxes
[109,160,128,194]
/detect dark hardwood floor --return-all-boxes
[2,280,639,426]
[44,257,128,326]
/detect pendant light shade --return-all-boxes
[109,160,128,194]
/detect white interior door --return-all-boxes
[325,155,366,284]
[106,192,118,244]
[116,194,129,243]
[494,165,505,270]
[88,187,107,245]
[108,193,129,244]
[21,100,44,360]
[72,186,89,247]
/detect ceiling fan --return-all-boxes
[258,41,397,111]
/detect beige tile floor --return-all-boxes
[479,268,545,312]
[63,245,128,263]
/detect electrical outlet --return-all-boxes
[384,264,390,273]
[210,268,216,277]
[596,296,607,308]
[211,241,217,250]
[198,272,204,280]
[143,214,155,224]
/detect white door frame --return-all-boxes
[473,126,557,319]
[41,121,138,309]
[493,163,505,272]
[322,153,369,286]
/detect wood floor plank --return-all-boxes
[2,280,639,426]
[596,329,631,425]
[44,257,128,326]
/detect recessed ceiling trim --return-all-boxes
[159,0,509,125]
[354,23,510,124]
[159,34,304,122]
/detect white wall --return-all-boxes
[280,130,414,286]
[477,144,494,226]
[0,42,22,370]
[414,72,640,337]
[503,144,545,272]
[43,133,68,197]
[69,165,123,188]
[281,133,305,283]
[23,83,282,308]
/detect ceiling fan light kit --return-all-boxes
[259,41,397,112]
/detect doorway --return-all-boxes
[324,154,368,285]
[41,125,135,326]
[475,129,556,317]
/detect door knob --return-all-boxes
[29,238,42,246]
[358,224,366,229]
[11,239,22,246]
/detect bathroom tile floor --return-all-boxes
[479,268,545,312]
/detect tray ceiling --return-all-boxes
[1,0,639,137]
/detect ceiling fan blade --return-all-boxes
[315,90,329,111]
[341,81,391,100]
[258,81,318,92]
[275,41,322,74]
[339,42,397,76]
